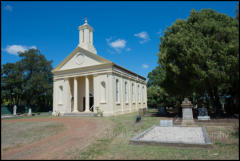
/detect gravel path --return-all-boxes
[1,117,112,160]
[139,126,205,144]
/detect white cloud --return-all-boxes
[4,45,37,55]
[134,31,150,44]
[106,37,127,53]
[4,5,13,12]
[110,39,126,48]
[142,64,149,69]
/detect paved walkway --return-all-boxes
[1,117,112,159]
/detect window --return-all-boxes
[116,79,119,103]
[132,83,135,103]
[138,85,140,103]
[82,29,84,42]
[142,86,145,103]
[100,81,106,103]
[125,81,128,103]
[58,85,63,104]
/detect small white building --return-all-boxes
[52,19,147,116]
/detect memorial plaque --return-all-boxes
[160,120,173,127]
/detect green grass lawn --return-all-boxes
[1,118,65,151]
[73,112,239,160]
[1,111,239,160]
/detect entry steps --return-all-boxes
[63,112,97,117]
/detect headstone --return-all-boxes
[160,120,173,127]
[198,107,208,116]
[181,98,194,125]
[28,108,32,116]
[136,115,141,123]
[198,107,210,120]
[158,107,168,116]
[13,105,17,116]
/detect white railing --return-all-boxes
[90,104,94,112]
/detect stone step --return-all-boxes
[63,112,97,117]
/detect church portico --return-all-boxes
[52,18,147,116]
[66,75,94,113]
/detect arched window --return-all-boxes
[125,81,128,103]
[116,79,119,103]
[58,85,63,104]
[142,86,145,103]
[138,85,140,103]
[132,83,135,103]
[100,81,106,103]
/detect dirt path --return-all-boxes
[1,117,112,160]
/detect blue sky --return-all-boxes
[1,1,238,79]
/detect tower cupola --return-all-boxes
[78,17,97,54]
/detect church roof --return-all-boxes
[52,46,146,81]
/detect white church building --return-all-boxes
[52,19,147,116]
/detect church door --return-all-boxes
[83,93,94,112]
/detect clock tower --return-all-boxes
[78,17,97,54]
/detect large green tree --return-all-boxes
[148,9,239,115]
[1,62,24,105]
[1,49,53,112]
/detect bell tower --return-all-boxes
[78,17,97,54]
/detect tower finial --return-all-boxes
[84,16,87,23]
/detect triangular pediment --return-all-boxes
[53,47,112,72]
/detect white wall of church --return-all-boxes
[53,79,70,114]
[94,73,114,116]
[111,73,147,116]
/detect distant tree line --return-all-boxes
[147,6,239,117]
[1,49,53,112]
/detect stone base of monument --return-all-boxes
[181,98,195,126]
[130,125,212,147]
[198,116,210,121]
[181,119,195,126]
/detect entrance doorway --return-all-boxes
[83,93,94,112]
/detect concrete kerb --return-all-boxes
[201,126,212,145]
[130,125,212,148]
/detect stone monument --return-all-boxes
[198,107,210,120]
[158,107,168,116]
[13,105,17,116]
[28,108,32,116]
[181,98,194,125]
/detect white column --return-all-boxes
[73,77,78,112]
[85,76,90,112]
[65,78,71,113]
